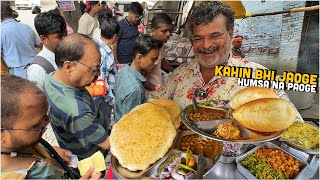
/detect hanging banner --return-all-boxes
[57,1,75,11]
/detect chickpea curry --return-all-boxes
[188,107,226,121]
[179,134,221,159]
[255,147,301,178]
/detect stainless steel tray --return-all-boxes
[144,150,215,177]
[174,130,223,161]
[111,130,223,179]
[219,143,249,164]
[279,121,319,155]
[235,142,309,179]
[181,104,285,143]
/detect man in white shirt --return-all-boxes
[27,12,67,91]
[27,12,67,147]
[92,9,112,43]
[78,1,100,38]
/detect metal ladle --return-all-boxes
[192,88,201,111]
[192,98,199,111]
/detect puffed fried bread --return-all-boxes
[230,87,279,110]
[110,103,177,171]
[232,98,296,132]
[150,99,181,129]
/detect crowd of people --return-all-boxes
[1,1,281,179]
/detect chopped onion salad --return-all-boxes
[152,150,198,180]
[223,142,243,157]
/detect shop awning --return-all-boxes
[221,0,246,19]
[222,1,320,19]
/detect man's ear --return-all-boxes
[135,54,143,63]
[112,34,118,43]
[64,61,74,75]
[39,35,47,44]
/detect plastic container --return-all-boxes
[85,79,107,97]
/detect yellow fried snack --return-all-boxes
[232,98,296,132]
[149,99,181,129]
[110,103,177,171]
[230,87,279,110]
[78,151,106,176]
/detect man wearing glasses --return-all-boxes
[1,75,101,179]
[44,34,110,162]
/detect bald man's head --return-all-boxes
[55,33,99,68]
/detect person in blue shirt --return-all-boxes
[113,2,143,66]
[95,19,120,127]
[0,3,42,79]
[115,34,163,122]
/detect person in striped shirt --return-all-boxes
[44,33,110,161]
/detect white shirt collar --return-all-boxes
[38,46,57,69]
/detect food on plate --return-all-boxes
[241,154,289,179]
[232,98,296,132]
[255,147,301,178]
[178,134,222,159]
[213,121,242,140]
[222,142,244,157]
[282,122,319,150]
[78,151,106,176]
[152,150,198,179]
[188,107,226,121]
[230,87,279,110]
[110,103,177,171]
[150,99,181,129]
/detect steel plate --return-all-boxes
[181,104,285,144]
[111,130,223,179]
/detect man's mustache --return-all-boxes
[197,46,218,54]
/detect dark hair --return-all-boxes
[188,1,235,33]
[115,2,119,6]
[133,34,163,56]
[55,33,98,67]
[1,75,47,129]
[151,13,173,29]
[1,2,13,20]
[34,12,67,37]
[101,19,120,39]
[101,1,107,5]
[97,9,112,26]
[234,35,243,39]
[128,2,143,16]
[48,7,60,15]
[86,1,100,13]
